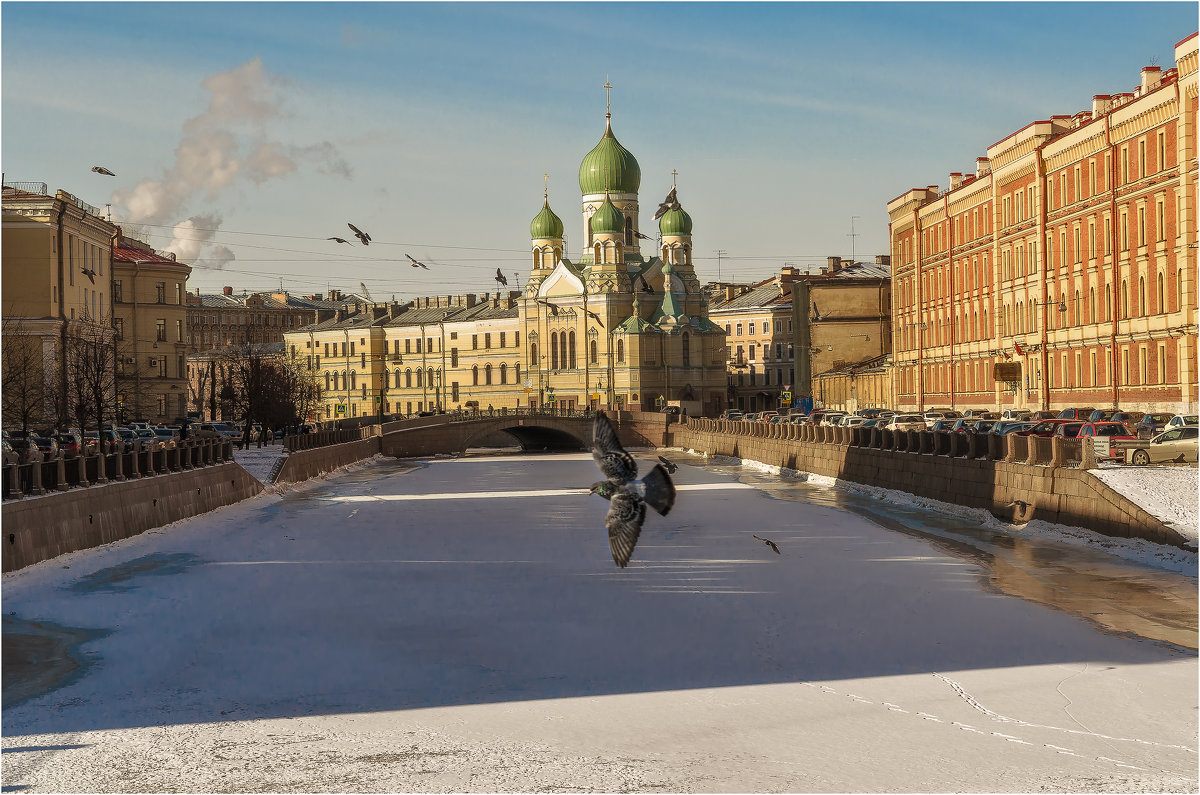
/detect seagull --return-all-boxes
[585,309,604,328]
[638,274,655,295]
[347,222,371,245]
[406,254,429,269]
[753,535,781,555]
[656,455,677,474]
[653,187,679,221]
[327,237,352,245]
[589,413,676,568]
[91,166,116,176]
[495,268,508,287]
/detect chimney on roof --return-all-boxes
[370,305,388,320]
[875,255,891,267]
[949,172,963,191]
[387,302,403,319]
[195,288,201,296]
[975,157,990,177]
[317,309,335,324]
[825,256,841,274]
[223,286,233,296]
[335,307,347,322]
[328,289,342,302]
[1140,66,1162,94]
[1092,94,1112,118]
[724,286,737,302]
[465,293,477,308]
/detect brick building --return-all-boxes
[888,32,1198,415]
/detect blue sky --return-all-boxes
[3,2,1195,298]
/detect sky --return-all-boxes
[3,2,1196,300]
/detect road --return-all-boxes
[2,452,1196,793]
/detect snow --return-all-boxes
[1091,465,1199,545]
[2,453,1196,793]
[230,441,288,484]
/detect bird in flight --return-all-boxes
[653,186,679,221]
[347,222,371,245]
[495,268,508,287]
[589,413,676,568]
[656,455,677,474]
[536,299,560,316]
[638,274,655,294]
[585,309,604,328]
[81,267,97,284]
[632,229,652,241]
[1005,499,1030,511]
[91,166,116,176]
[753,535,781,555]
[327,237,351,245]
[406,254,429,269]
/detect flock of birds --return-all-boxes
[588,413,782,568]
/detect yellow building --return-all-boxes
[112,231,192,423]
[2,184,117,428]
[888,33,1198,415]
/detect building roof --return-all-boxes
[708,280,793,312]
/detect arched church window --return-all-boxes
[682,332,691,367]
[472,365,479,386]
[530,343,537,369]
[624,216,633,245]
[587,215,594,247]
[553,248,561,265]
[485,364,492,385]
[590,340,598,365]
[617,339,625,362]
[533,250,541,269]
[560,331,569,370]
[615,243,622,263]
[550,332,559,369]
[594,242,601,263]
[416,369,423,388]
[662,245,669,261]
[405,369,412,388]
[499,363,507,384]
[684,244,691,265]
[568,330,577,369]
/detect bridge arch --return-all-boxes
[458,418,589,454]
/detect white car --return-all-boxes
[839,415,866,427]
[1119,426,1199,466]
[923,410,959,428]
[1165,414,1199,431]
[886,414,927,432]
[821,412,847,426]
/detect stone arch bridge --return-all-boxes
[379,412,672,458]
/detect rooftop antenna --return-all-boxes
[848,215,861,263]
[714,249,727,282]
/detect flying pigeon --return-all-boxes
[1005,500,1030,511]
[653,187,679,221]
[656,455,677,474]
[585,309,604,328]
[347,222,371,245]
[536,299,560,316]
[406,254,429,269]
[495,268,508,287]
[753,535,781,555]
[632,230,652,241]
[638,274,655,295]
[812,302,822,321]
[81,267,96,284]
[589,413,676,568]
[91,166,116,176]
[327,237,351,245]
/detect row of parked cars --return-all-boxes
[0,419,277,466]
[716,406,1199,465]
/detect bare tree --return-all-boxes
[1,315,50,431]
[189,358,211,420]
[66,306,119,432]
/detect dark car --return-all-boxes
[1135,412,1174,439]
[1086,409,1123,423]
[32,436,59,459]
[1053,422,1086,438]
[1029,410,1059,421]
[992,421,1036,435]
[10,438,42,464]
[1056,407,1097,421]
[1015,419,1070,437]
[54,433,84,457]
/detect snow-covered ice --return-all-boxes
[2,453,1195,793]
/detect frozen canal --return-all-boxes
[2,452,1197,793]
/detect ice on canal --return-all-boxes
[2,452,1196,793]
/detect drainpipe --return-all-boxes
[944,194,955,412]
[55,199,70,426]
[914,207,925,412]
[1036,141,1051,411]
[1105,114,1121,410]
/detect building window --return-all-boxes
[472,365,479,386]
[499,363,507,384]
[590,340,598,365]
[156,319,167,341]
[156,282,166,303]
[176,319,184,341]
[568,330,576,369]
[485,333,491,349]
[682,332,690,367]
[485,364,492,385]
[472,334,478,350]
[616,339,625,363]
[114,318,124,340]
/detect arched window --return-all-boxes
[349,370,357,390]
[593,242,601,262]
[615,243,622,262]
[499,363,507,384]
[617,339,625,362]
[1104,284,1112,321]
[1157,272,1164,312]
[530,342,537,368]
[533,250,541,269]
[427,368,434,390]
[662,245,669,261]
[393,368,401,388]
[405,369,412,388]
[553,248,561,265]
[590,339,598,364]
[324,372,331,390]
[472,365,479,386]
[682,332,691,366]
[485,364,492,385]
[1138,277,1146,315]
[1121,280,1128,318]
[568,330,576,369]
[624,216,633,245]
[586,215,593,247]
[550,332,559,369]
[416,369,423,388]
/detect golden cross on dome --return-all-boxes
[543,172,549,200]
[603,77,612,119]
[672,169,678,188]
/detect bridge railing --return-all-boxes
[444,406,599,424]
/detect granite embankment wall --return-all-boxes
[274,437,383,484]
[669,421,1188,549]
[2,463,262,573]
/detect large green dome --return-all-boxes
[579,122,641,195]
[659,206,693,236]
[530,200,564,239]
[590,195,625,235]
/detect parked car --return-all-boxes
[1056,407,1097,421]
[1078,421,1138,461]
[1117,426,1199,465]
[923,410,960,428]
[154,428,180,449]
[970,420,998,434]
[1165,414,1199,432]
[10,438,41,464]
[1053,422,1086,439]
[99,429,121,454]
[1014,419,1070,437]
[992,421,1037,435]
[2,440,18,466]
[1135,412,1175,439]
[885,414,927,432]
[1086,409,1124,423]
[1001,409,1033,421]
[949,418,980,433]
[54,433,84,457]
[32,437,59,460]
[757,411,779,423]
[136,428,163,450]
[209,422,241,441]
[859,418,883,428]
[821,412,848,426]
[930,419,957,432]
[1029,410,1059,421]
[720,409,743,421]
[838,415,867,428]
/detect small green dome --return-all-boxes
[579,122,641,195]
[590,195,625,235]
[659,206,693,236]
[530,200,564,239]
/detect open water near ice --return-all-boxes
[673,451,1198,651]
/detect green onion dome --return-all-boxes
[590,194,625,235]
[579,122,641,195]
[659,206,693,236]
[530,200,564,239]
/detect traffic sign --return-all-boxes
[335,404,347,416]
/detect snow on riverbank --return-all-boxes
[230,443,287,484]
[1091,466,1199,544]
[691,451,1198,576]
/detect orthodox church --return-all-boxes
[519,92,728,416]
